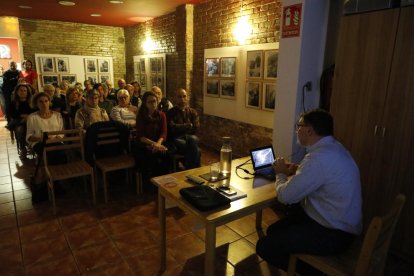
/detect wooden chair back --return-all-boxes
[354,193,406,275]
[42,129,85,166]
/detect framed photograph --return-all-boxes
[150,57,162,73]
[55,57,69,73]
[140,58,146,74]
[84,58,97,73]
[99,75,110,83]
[0,44,11,59]
[246,81,261,109]
[150,74,158,87]
[60,74,77,86]
[205,79,219,97]
[40,57,55,73]
[41,74,59,86]
[220,57,236,78]
[139,74,147,87]
[134,62,140,74]
[85,74,98,85]
[205,58,220,77]
[220,80,236,99]
[246,50,263,78]
[98,59,110,73]
[264,50,278,79]
[263,83,276,111]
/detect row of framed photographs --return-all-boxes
[246,49,278,80]
[205,57,236,78]
[205,79,276,111]
[40,74,111,87]
[37,56,111,74]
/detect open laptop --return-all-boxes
[249,145,276,180]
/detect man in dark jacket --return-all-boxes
[1,61,20,126]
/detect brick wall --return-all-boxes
[18,19,126,82]
[193,0,282,155]
[124,12,178,96]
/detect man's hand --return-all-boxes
[273,158,298,176]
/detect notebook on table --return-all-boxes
[249,145,276,180]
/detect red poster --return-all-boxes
[282,4,302,38]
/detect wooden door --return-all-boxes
[377,6,414,259]
[330,9,400,229]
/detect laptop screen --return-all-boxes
[249,145,275,170]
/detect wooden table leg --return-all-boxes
[205,222,216,276]
[255,209,263,229]
[158,192,166,273]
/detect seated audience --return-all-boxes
[110,89,138,128]
[151,86,173,112]
[256,109,362,273]
[84,79,93,93]
[94,82,113,115]
[135,91,170,188]
[59,80,69,97]
[130,81,142,109]
[43,84,65,112]
[8,84,34,157]
[65,87,82,128]
[105,79,117,105]
[167,88,200,169]
[26,92,64,157]
[74,89,109,130]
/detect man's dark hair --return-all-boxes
[302,109,334,136]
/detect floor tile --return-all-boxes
[100,213,141,236]
[73,241,122,273]
[13,188,32,201]
[25,255,80,276]
[0,191,14,204]
[59,211,99,232]
[0,201,15,216]
[167,233,205,264]
[0,176,11,185]
[194,224,243,247]
[146,216,191,242]
[0,227,20,249]
[11,180,30,191]
[124,247,179,275]
[17,207,55,226]
[19,219,62,244]
[217,238,259,267]
[66,224,109,250]
[15,198,35,212]
[82,259,134,275]
[22,234,70,266]
[226,214,258,237]
[0,213,17,230]
[0,245,23,273]
[112,228,157,257]
[0,183,12,193]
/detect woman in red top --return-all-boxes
[19,59,38,93]
[135,91,169,190]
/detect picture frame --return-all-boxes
[40,57,55,73]
[134,62,140,74]
[205,79,219,97]
[60,74,77,86]
[0,44,11,59]
[246,81,261,109]
[205,58,220,77]
[246,50,263,79]
[84,58,97,73]
[41,74,59,86]
[220,80,236,99]
[139,74,147,87]
[55,57,69,73]
[98,59,110,73]
[85,74,98,85]
[99,75,110,83]
[263,82,276,111]
[150,57,162,74]
[264,50,278,80]
[220,57,236,78]
[140,58,146,74]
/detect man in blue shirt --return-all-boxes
[256,109,362,272]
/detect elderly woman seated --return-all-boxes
[74,89,109,130]
[110,89,138,128]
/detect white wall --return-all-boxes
[273,0,330,163]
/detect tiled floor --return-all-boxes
[0,119,283,275]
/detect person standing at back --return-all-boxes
[19,59,38,93]
[256,109,362,273]
[2,61,20,127]
[167,88,200,169]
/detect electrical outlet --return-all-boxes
[304,81,312,91]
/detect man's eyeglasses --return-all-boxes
[118,96,128,100]
[295,123,309,129]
